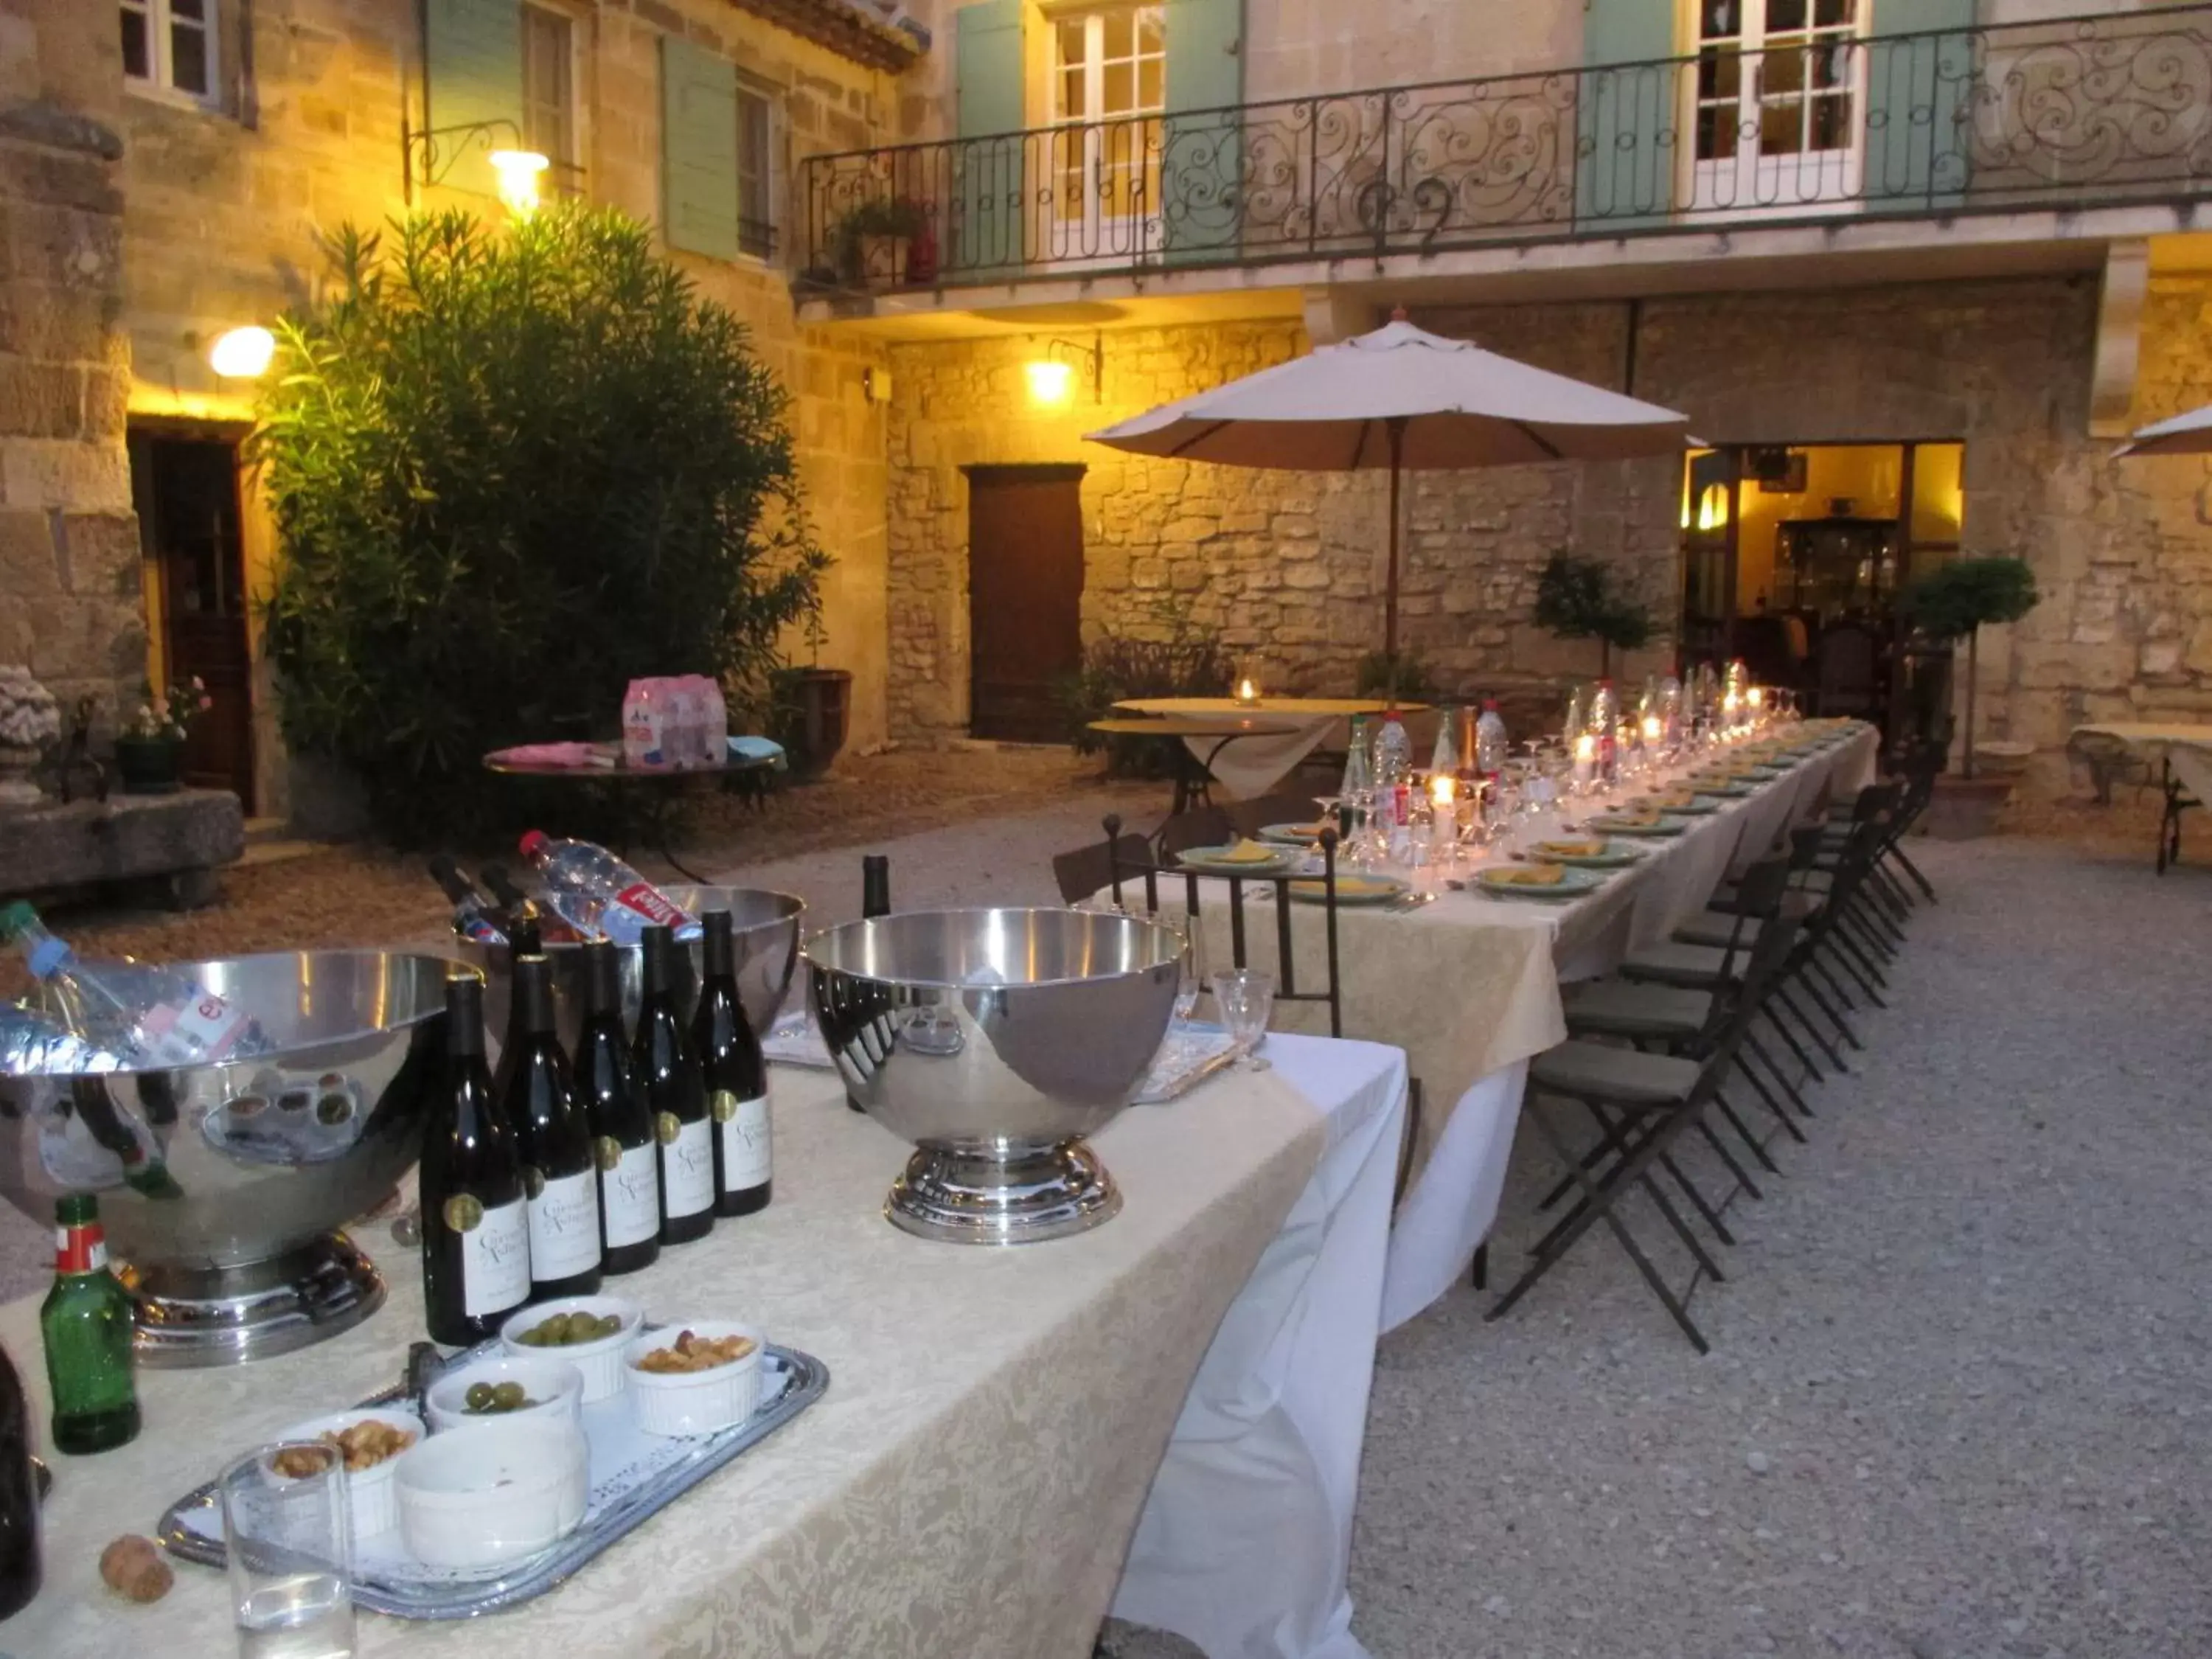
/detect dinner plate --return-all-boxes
[1530,838,1646,869]
[1283,872,1408,905]
[1470,864,1606,901]
[1637,795,1717,815]
[1257,821,1332,846]
[1175,843,1302,876]
[1585,813,1693,838]
[1700,782,1756,799]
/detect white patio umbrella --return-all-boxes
[1085,315,1693,657]
[2114,400,2212,457]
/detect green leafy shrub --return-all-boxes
[1534,551,1654,678]
[254,206,827,844]
[1057,597,1231,775]
[1899,555,2040,778]
[1354,649,1438,703]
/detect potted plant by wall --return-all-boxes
[1897,554,2041,838]
[771,603,852,779]
[832,196,928,287]
[1534,550,1655,679]
[113,677,212,795]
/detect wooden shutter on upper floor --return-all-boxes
[953,0,1026,275]
[1161,0,1242,261]
[1576,0,1677,230]
[425,0,524,200]
[1865,0,1976,208]
[661,35,742,262]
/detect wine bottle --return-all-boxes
[575,939,659,1276]
[503,955,603,1301]
[849,856,891,1114]
[693,911,771,1218]
[636,925,714,1246]
[420,974,531,1346]
[0,1339,38,1618]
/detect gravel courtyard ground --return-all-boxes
[8,757,2208,1657]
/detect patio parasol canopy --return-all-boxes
[1085,316,1692,655]
[2114,400,2212,457]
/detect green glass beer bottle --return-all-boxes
[41,1194,140,1455]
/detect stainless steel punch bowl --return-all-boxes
[804,907,1180,1245]
[0,950,453,1366]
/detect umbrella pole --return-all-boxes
[1384,417,1407,668]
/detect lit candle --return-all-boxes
[1572,731,1596,787]
[1641,713,1663,745]
[1430,773,1455,810]
[1236,675,1259,704]
[1428,773,1457,861]
[1747,686,1765,711]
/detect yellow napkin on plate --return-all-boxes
[1644,793,1695,810]
[1210,839,1279,864]
[1289,874,1397,898]
[1536,838,1607,859]
[1600,810,1662,827]
[1485,863,1567,887]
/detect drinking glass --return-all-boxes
[221,1441,355,1659]
[1174,919,1208,1023]
[1211,970,1276,1071]
[1311,794,1343,849]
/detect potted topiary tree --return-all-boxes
[1897,554,2041,838]
[1534,551,1654,680]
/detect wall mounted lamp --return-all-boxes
[1024,335,1103,408]
[401,114,546,212]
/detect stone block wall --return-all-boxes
[882,310,1676,744]
[0,5,144,731]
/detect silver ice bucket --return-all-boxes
[0,949,455,1366]
[804,908,1180,1245]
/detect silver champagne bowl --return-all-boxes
[459,886,804,1051]
[0,949,455,1367]
[804,907,1180,1245]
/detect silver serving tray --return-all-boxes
[157,1338,828,1620]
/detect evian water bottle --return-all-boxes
[517,832,695,945]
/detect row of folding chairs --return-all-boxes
[1484,740,1946,1352]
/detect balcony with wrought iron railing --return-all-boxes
[798,5,2212,296]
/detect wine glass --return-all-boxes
[1174,919,1208,1024]
[1211,970,1276,1070]
[1310,793,1342,855]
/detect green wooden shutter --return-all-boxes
[424,0,521,201]
[1161,0,1242,262]
[954,0,1026,276]
[1576,0,1677,230]
[1864,0,1976,210]
[661,37,740,262]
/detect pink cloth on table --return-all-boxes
[488,742,602,768]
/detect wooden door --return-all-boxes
[967,465,1085,742]
[131,432,255,807]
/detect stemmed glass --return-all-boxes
[1174,919,1208,1024]
[1310,793,1343,858]
[1211,970,1275,1070]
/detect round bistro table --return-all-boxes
[482,751,779,882]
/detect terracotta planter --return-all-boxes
[112,735,184,795]
[1921,774,2012,840]
[779,668,852,779]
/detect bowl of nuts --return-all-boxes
[272,1407,422,1537]
[423,1354,584,1436]
[498,1294,644,1404]
[622,1321,765,1437]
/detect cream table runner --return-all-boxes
[0,1062,1329,1658]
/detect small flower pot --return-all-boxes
[777,667,852,779]
[112,735,184,795]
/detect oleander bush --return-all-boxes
[255,205,827,843]
[1057,597,1233,776]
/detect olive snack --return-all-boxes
[462,1380,535,1414]
[515,1310,625,1347]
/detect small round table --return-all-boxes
[1087,715,1305,815]
[481,752,778,882]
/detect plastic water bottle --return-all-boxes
[1475,700,1509,781]
[1340,715,1371,836]
[1429,706,1459,779]
[1373,712,1413,832]
[1590,680,1619,782]
[517,832,695,945]
[0,902,262,1068]
[1562,684,1587,751]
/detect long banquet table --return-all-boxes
[1133,722,1882,1332]
[1,1036,1407,1658]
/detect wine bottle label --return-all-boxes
[713,1089,771,1190]
[53,1224,107,1275]
[136,989,250,1066]
[456,1196,530,1318]
[600,1141,660,1248]
[613,881,686,931]
[526,1169,602,1281]
[661,1116,714,1219]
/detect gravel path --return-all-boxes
[1355,835,2212,1659]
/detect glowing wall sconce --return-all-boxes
[208,325,276,379]
[1024,335,1102,408]
[1024,359,1075,407]
[489,148,550,215]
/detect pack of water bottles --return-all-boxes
[620,677,728,771]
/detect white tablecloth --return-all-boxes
[1116,1034,1408,1659]
[1379,724,1881,1330]
[2070,721,2212,804]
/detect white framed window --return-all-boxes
[1046,3,1164,256]
[1687,0,1865,214]
[521,3,582,193]
[736,83,781,260]
[120,0,219,104]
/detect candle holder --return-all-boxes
[1232,659,1263,706]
